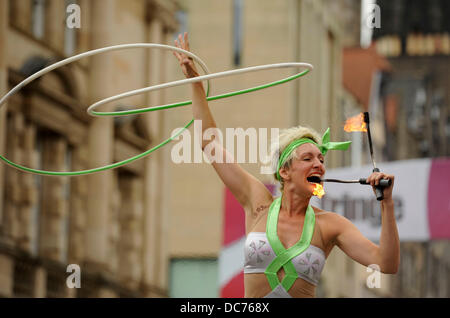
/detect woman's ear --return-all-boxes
[279,166,290,182]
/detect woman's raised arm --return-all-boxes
[173,33,272,216]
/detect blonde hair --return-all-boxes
[271,125,322,190]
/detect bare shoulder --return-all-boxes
[311,206,335,218]
[311,207,350,223]
[311,207,351,243]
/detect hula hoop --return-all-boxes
[0,44,313,176]
[0,44,211,176]
[0,43,211,109]
[87,62,313,116]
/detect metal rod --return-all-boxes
[322,178,359,184]
[363,112,377,169]
[321,178,391,187]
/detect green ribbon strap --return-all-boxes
[276,127,351,180]
[264,197,316,291]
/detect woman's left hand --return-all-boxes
[366,171,395,202]
[173,32,199,78]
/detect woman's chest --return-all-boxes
[250,211,326,251]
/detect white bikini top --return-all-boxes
[244,232,326,286]
[243,207,329,288]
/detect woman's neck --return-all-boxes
[280,188,311,217]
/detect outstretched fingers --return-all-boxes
[178,33,186,50]
[173,32,197,78]
[173,34,191,62]
[184,32,190,51]
[172,50,181,61]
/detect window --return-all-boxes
[175,10,188,37]
[233,0,243,66]
[38,131,72,264]
[31,0,46,39]
[13,259,35,297]
[170,258,219,297]
[31,137,43,257]
[61,146,72,263]
[46,267,67,297]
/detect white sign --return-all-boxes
[310,158,450,241]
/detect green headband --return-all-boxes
[276,127,351,181]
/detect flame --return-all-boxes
[344,113,367,132]
[312,183,325,198]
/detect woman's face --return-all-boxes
[281,143,326,196]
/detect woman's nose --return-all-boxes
[313,158,324,170]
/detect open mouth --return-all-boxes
[307,176,322,184]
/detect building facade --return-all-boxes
[0,0,179,297]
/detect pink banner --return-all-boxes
[427,158,450,239]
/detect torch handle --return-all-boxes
[372,168,384,201]
[358,178,391,187]
[358,168,391,201]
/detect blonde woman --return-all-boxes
[173,33,399,298]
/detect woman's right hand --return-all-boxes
[173,32,199,78]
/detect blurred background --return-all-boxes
[0,0,448,298]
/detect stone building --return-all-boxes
[0,0,180,297]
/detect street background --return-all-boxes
[0,0,448,298]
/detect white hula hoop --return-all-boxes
[0,43,212,110]
[87,62,314,116]
[0,43,315,176]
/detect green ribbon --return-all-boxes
[264,197,316,291]
[276,127,351,180]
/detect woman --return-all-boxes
[173,33,400,298]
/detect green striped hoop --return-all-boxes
[0,43,312,176]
